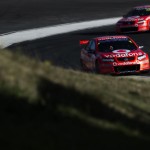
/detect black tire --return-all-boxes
[80,59,84,71]
[141,70,150,74]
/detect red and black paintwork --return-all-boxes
[80,35,150,75]
[116,5,150,33]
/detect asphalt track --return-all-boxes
[0,0,148,33]
[1,0,150,75]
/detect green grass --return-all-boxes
[0,50,150,149]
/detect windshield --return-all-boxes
[98,38,137,52]
[125,8,150,17]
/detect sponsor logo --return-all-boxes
[112,49,130,53]
[119,70,136,73]
[104,52,143,58]
[113,61,138,66]
[98,36,127,41]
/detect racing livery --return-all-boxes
[80,36,150,75]
[116,5,150,33]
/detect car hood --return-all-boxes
[99,49,144,58]
[119,16,149,22]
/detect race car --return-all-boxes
[80,35,150,75]
[116,5,150,33]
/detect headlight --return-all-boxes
[102,58,114,62]
[137,19,146,24]
[138,54,146,60]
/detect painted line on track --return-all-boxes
[0,17,121,48]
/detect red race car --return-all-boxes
[80,35,150,75]
[116,5,150,33]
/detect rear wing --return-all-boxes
[79,40,89,45]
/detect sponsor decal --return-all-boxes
[113,61,138,66]
[104,52,143,58]
[119,70,136,73]
[98,36,127,41]
[112,49,130,53]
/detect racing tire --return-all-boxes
[80,60,84,71]
[141,70,150,74]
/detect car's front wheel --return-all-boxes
[80,59,85,71]
[141,70,150,74]
[95,60,100,74]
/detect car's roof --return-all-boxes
[134,5,150,9]
[94,35,128,41]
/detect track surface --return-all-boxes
[1,0,150,74]
[0,0,149,33]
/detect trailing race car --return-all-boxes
[80,35,150,75]
[116,5,150,33]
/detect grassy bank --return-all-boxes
[0,50,150,149]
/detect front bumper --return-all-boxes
[100,60,150,75]
[116,24,149,33]
[114,64,140,74]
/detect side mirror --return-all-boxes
[139,46,144,49]
[79,40,89,46]
[79,40,89,49]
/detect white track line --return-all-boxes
[0,17,121,48]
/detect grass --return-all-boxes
[0,49,150,149]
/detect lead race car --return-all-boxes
[80,35,150,75]
[116,5,150,33]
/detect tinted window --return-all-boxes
[125,8,150,17]
[90,40,96,51]
[85,40,96,52]
[98,38,137,52]
[85,40,92,50]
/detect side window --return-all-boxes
[86,40,96,53]
[90,40,96,51]
[85,40,92,51]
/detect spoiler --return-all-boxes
[79,40,89,45]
